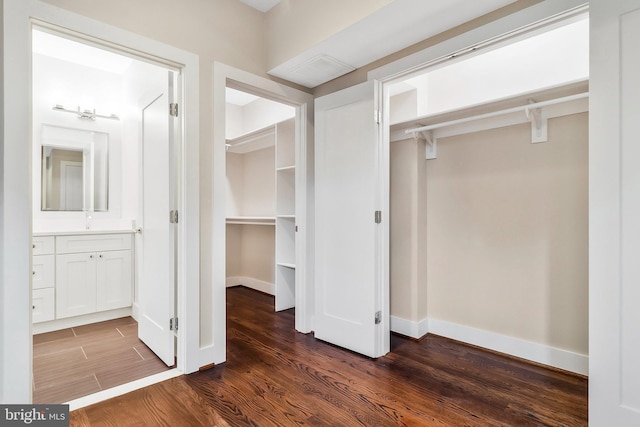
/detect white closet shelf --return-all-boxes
[276,165,295,172]
[226,125,275,154]
[226,216,276,225]
[277,215,295,219]
[277,262,296,269]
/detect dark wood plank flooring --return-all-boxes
[33,317,170,404]
[71,286,588,426]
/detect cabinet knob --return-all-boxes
[99,254,103,259]
[89,254,93,259]
[32,271,35,275]
[32,305,35,310]
[32,244,35,249]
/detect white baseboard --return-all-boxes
[33,307,132,334]
[390,316,588,376]
[226,276,275,295]
[390,315,429,339]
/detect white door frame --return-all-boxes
[1,0,200,403]
[211,62,314,362]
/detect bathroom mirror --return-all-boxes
[40,126,109,212]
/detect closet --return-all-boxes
[225,88,298,311]
[383,15,589,370]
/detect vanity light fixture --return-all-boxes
[52,104,120,121]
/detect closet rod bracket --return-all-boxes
[525,99,547,143]
[412,129,437,160]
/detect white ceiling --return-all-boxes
[238,0,280,13]
[268,0,519,88]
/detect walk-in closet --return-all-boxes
[225,88,299,311]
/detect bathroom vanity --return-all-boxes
[32,230,134,333]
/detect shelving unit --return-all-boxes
[225,116,297,312]
[274,118,296,311]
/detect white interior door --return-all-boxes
[314,80,388,358]
[590,1,640,424]
[59,161,82,210]
[138,71,177,367]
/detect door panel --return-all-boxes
[314,80,388,358]
[138,72,176,367]
[590,0,640,424]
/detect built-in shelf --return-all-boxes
[277,215,295,219]
[226,216,275,225]
[226,125,275,154]
[276,165,295,172]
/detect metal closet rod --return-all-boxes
[404,92,589,135]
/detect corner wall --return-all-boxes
[390,138,427,326]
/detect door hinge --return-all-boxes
[169,103,179,117]
[375,109,381,124]
[375,210,382,224]
[170,210,179,224]
[375,311,382,325]
[170,317,178,331]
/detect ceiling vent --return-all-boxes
[284,54,356,88]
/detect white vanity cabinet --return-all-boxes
[32,236,55,323]
[55,234,132,319]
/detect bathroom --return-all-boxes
[30,28,178,403]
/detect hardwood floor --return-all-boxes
[33,317,170,404]
[70,287,588,426]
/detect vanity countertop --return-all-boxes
[33,229,136,237]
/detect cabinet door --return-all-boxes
[32,254,54,290]
[56,252,97,319]
[32,288,55,323]
[96,250,132,311]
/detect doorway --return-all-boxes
[224,86,297,312]
[30,26,179,404]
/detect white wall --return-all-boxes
[32,54,128,232]
[425,18,588,116]
[388,17,589,124]
[225,97,295,139]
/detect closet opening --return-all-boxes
[382,11,589,373]
[30,26,182,405]
[224,85,299,312]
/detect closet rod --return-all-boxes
[404,92,588,135]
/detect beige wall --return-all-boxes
[421,113,588,354]
[265,0,392,69]
[390,138,427,322]
[226,145,276,284]
[226,224,275,284]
